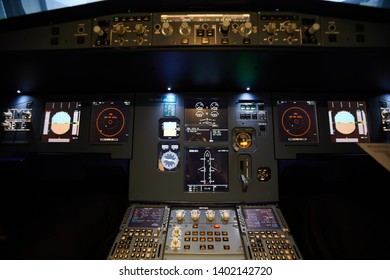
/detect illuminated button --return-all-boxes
[202,37,209,44]
[207,237,213,242]
[193,224,198,228]
[214,224,220,229]
[207,231,213,235]
[184,237,190,242]
[192,237,198,242]
[200,237,206,242]
[215,237,221,242]
[185,231,191,235]
[192,231,198,235]
[222,231,228,235]
[200,245,206,250]
[200,231,206,236]
[184,245,191,250]
[223,245,230,250]
[214,231,221,235]
[223,237,229,241]
[208,245,214,250]
[181,38,189,44]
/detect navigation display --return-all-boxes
[90,101,131,143]
[41,101,81,143]
[328,100,370,143]
[243,208,280,230]
[185,147,229,192]
[277,100,319,143]
[185,97,228,142]
[128,207,165,228]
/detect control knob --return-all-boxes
[306,22,320,37]
[170,237,181,249]
[3,111,12,118]
[285,22,297,35]
[265,22,276,34]
[22,111,31,118]
[135,23,146,36]
[93,25,106,38]
[172,225,182,237]
[220,19,230,35]
[179,22,191,36]
[161,22,173,36]
[220,210,230,221]
[1,121,11,128]
[239,21,253,36]
[190,209,200,221]
[205,210,216,221]
[114,23,126,36]
[175,210,185,221]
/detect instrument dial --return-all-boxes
[161,151,179,170]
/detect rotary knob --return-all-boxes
[285,22,297,35]
[3,111,12,118]
[93,25,106,38]
[265,22,276,34]
[220,19,230,35]
[306,22,320,37]
[1,121,11,128]
[22,111,31,118]
[161,22,173,36]
[135,23,146,36]
[179,22,191,36]
[239,21,253,36]
[175,210,185,221]
[114,23,126,36]
[190,209,200,221]
[170,237,181,249]
[205,210,216,221]
[220,210,230,221]
[172,225,182,237]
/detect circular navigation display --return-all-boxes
[277,101,319,143]
[281,106,311,137]
[96,107,125,137]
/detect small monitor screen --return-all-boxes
[159,117,180,139]
[328,101,370,143]
[185,97,228,142]
[41,101,81,143]
[380,100,390,132]
[185,147,229,192]
[128,207,165,228]
[243,208,280,230]
[277,100,319,142]
[90,101,131,143]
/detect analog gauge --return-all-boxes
[195,102,204,110]
[210,102,219,110]
[236,131,252,148]
[161,151,179,170]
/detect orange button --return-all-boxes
[214,224,220,228]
